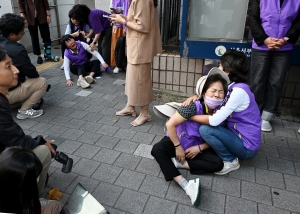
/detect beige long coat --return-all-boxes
[126,0,162,64]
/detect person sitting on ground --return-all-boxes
[151,69,229,207]
[60,16,94,70]
[0,46,55,195]
[0,13,48,119]
[185,50,262,175]
[61,34,109,88]
[0,147,63,214]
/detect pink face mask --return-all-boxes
[204,96,223,109]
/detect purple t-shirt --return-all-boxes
[112,0,130,28]
[88,9,111,34]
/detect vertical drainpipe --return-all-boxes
[54,0,61,42]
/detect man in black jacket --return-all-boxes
[0,13,48,119]
[0,45,55,195]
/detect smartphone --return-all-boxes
[110,7,121,14]
[103,14,111,19]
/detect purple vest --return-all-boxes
[252,0,300,51]
[88,9,111,34]
[64,41,88,66]
[112,0,130,28]
[226,83,261,151]
[167,101,206,151]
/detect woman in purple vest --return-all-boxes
[187,50,262,176]
[249,0,300,132]
[61,35,108,89]
[69,4,112,66]
[151,69,229,207]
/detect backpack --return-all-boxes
[114,36,127,69]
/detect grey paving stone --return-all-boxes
[92,163,122,183]
[115,169,145,190]
[228,165,255,182]
[87,92,105,99]
[259,144,279,158]
[143,196,177,214]
[258,204,290,214]
[53,107,72,117]
[96,135,120,149]
[92,182,124,207]
[278,146,300,162]
[97,125,119,136]
[85,105,104,113]
[199,189,226,214]
[212,176,241,197]
[58,101,76,108]
[132,132,156,145]
[282,120,300,129]
[103,206,126,214]
[73,144,101,159]
[134,144,154,159]
[57,139,82,154]
[263,134,288,147]
[70,103,90,111]
[242,152,268,169]
[72,158,100,177]
[64,175,100,194]
[18,120,38,130]
[241,181,272,205]
[61,94,78,101]
[267,157,296,174]
[294,162,300,176]
[75,90,92,96]
[176,204,208,214]
[30,132,49,139]
[287,138,300,149]
[272,188,300,212]
[114,128,137,140]
[30,122,53,133]
[225,196,257,214]
[81,113,103,123]
[49,116,71,126]
[165,181,192,205]
[63,118,86,129]
[114,139,139,154]
[113,117,133,129]
[79,121,103,133]
[151,135,165,145]
[43,105,61,114]
[255,168,285,189]
[47,171,77,191]
[44,125,69,137]
[130,122,153,133]
[77,132,102,144]
[98,115,121,126]
[273,127,298,139]
[114,153,141,170]
[68,110,89,119]
[136,158,161,177]
[114,188,149,214]
[93,148,121,164]
[139,175,169,198]
[99,107,118,116]
[148,124,166,136]
[60,128,84,140]
[284,174,300,193]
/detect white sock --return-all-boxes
[178,177,188,190]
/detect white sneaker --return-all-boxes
[298,128,300,134]
[214,158,240,175]
[77,77,90,88]
[261,120,272,132]
[84,75,94,84]
[113,67,120,73]
[171,157,186,169]
[185,178,201,207]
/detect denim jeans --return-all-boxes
[199,125,257,162]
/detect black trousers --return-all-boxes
[28,18,51,55]
[70,60,101,77]
[151,136,224,181]
[249,49,292,115]
[98,26,112,66]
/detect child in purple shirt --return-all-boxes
[69,4,112,66]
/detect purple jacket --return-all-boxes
[167,101,206,151]
[64,41,88,66]
[252,0,300,51]
[226,83,261,151]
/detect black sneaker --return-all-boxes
[32,98,44,110]
[37,56,43,64]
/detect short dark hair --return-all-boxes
[202,73,228,96]
[69,4,90,24]
[220,50,249,83]
[0,147,42,214]
[0,46,7,62]
[0,13,25,38]
[61,34,75,56]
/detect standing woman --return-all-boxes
[111,0,162,126]
[69,4,112,66]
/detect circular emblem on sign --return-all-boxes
[215,45,226,56]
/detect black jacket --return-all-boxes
[0,93,46,152]
[0,36,39,90]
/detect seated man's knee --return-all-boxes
[38,77,48,90]
[32,145,51,166]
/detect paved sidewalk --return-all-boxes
[14,50,300,214]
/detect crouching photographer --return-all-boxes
[0,46,54,195]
